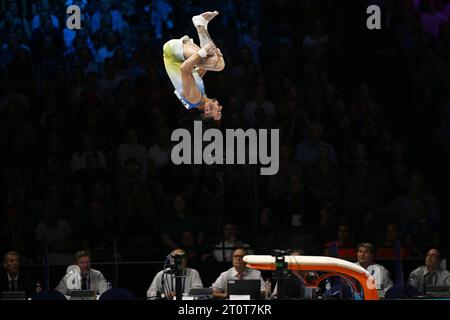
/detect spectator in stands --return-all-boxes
[117,128,148,179]
[72,152,114,193]
[213,223,253,262]
[376,221,410,259]
[407,248,450,293]
[90,0,125,36]
[70,132,108,173]
[31,0,59,31]
[416,0,448,38]
[295,122,338,167]
[96,31,119,66]
[1,191,36,260]
[366,171,440,234]
[212,247,266,299]
[324,223,356,259]
[160,195,203,250]
[180,230,212,263]
[243,85,277,127]
[147,129,171,176]
[355,242,393,296]
[117,158,146,198]
[306,143,341,208]
[0,251,35,296]
[146,248,203,299]
[77,201,116,257]
[35,202,74,265]
[120,181,155,238]
[405,197,440,258]
[56,250,108,295]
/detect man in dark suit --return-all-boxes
[0,251,35,297]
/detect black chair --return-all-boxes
[99,288,135,300]
[31,289,67,300]
[384,284,422,299]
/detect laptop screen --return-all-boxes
[1,291,26,300]
[68,290,95,298]
[227,280,261,300]
[425,285,450,297]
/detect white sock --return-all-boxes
[192,15,209,29]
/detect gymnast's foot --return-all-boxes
[192,11,219,29]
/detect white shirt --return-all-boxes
[355,262,393,295]
[147,268,203,299]
[35,219,72,252]
[212,267,266,293]
[147,145,169,171]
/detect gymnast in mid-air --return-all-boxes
[163,11,224,121]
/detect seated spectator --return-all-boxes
[405,197,439,258]
[274,174,310,236]
[324,223,356,259]
[1,205,36,261]
[96,31,119,66]
[160,195,203,250]
[367,171,440,234]
[119,181,156,238]
[117,158,147,198]
[407,248,450,294]
[213,223,253,262]
[70,132,107,173]
[147,129,171,175]
[302,19,330,64]
[295,122,338,167]
[98,58,126,106]
[153,163,194,211]
[266,144,302,200]
[243,85,277,127]
[90,0,125,36]
[35,202,74,265]
[212,248,266,299]
[146,248,203,300]
[355,243,393,296]
[55,250,108,296]
[117,129,148,179]
[416,0,448,38]
[72,152,114,193]
[305,143,341,208]
[180,230,212,263]
[77,201,116,257]
[31,0,59,31]
[0,251,35,297]
[376,222,410,259]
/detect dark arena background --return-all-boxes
[0,0,450,313]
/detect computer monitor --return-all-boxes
[2,291,26,300]
[425,285,450,298]
[189,288,213,296]
[68,290,96,300]
[227,280,261,300]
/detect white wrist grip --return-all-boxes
[198,48,208,58]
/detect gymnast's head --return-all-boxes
[199,98,222,121]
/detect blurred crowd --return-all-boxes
[0,0,449,266]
